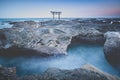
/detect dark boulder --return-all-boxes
[71,28,105,44]
[104,32,120,68]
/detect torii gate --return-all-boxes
[50,11,62,20]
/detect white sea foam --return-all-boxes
[0,22,13,29]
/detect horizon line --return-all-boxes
[0,16,120,19]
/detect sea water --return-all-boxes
[0,44,119,76]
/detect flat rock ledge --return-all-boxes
[0,64,120,80]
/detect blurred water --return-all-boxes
[0,22,13,29]
[0,44,119,76]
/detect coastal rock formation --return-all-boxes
[41,64,120,80]
[10,21,40,28]
[0,65,17,80]
[0,19,120,57]
[71,28,105,44]
[0,64,119,80]
[0,22,72,57]
[0,19,120,80]
[104,32,120,67]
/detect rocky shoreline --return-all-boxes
[0,64,120,80]
[1,18,120,56]
[0,18,120,80]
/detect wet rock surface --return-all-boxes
[0,64,120,80]
[104,32,120,67]
[42,64,120,80]
[0,65,17,80]
[71,27,105,44]
[0,22,72,57]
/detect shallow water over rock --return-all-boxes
[0,44,119,76]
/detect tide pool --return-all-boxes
[0,44,119,76]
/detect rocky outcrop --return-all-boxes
[0,18,120,57]
[0,18,120,80]
[0,65,17,80]
[71,28,105,44]
[41,64,120,80]
[0,64,119,80]
[0,22,72,57]
[104,32,120,67]
[10,21,40,28]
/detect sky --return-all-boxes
[0,0,120,18]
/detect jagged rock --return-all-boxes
[0,22,72,57]
[42,64,119,80]
[10,21,40,28]
[0,19,120,57]
[18,75,42,80]
[1,64,118,80]
[0,65,17,80]
[71,28,105,44]
[104,32,120,67]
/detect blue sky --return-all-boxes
[0,0,120,18]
